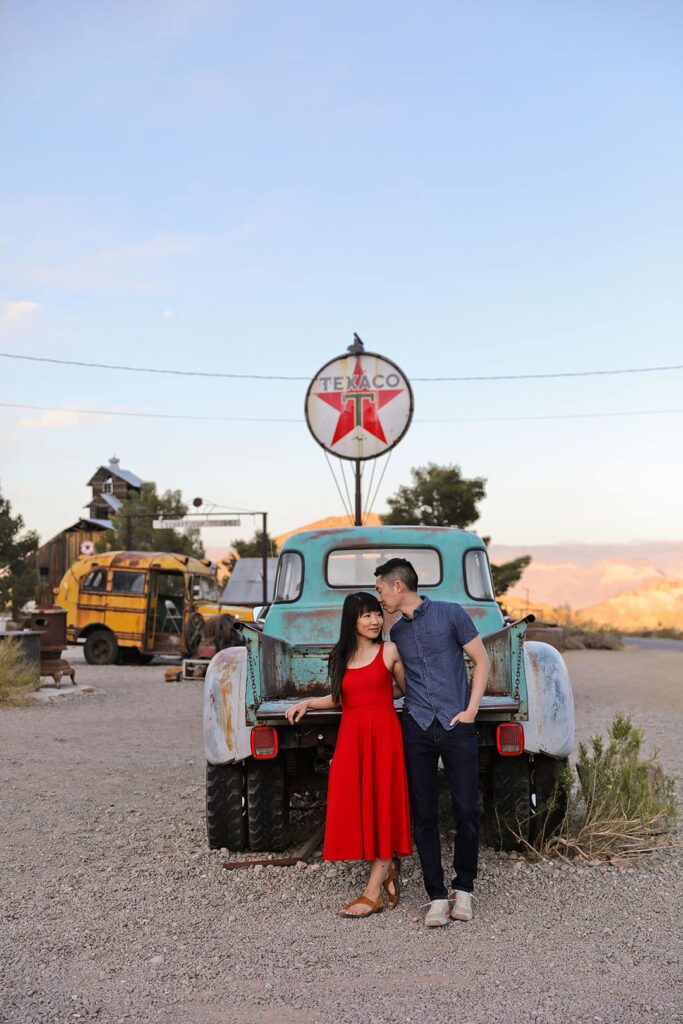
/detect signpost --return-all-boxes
[154,506,270,604]
[305,335,414,525]
[152,518,241,529]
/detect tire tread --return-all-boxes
[206,762,246,850]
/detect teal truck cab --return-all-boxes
[203,526,574,852]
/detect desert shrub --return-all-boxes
[628,628,683,641]
[522,713,678,861]
[0,640,39,707]
[563,623,623,651]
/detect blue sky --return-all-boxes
[1,0,682,550]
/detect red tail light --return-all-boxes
[496,722,524,756]
[250,726,279,759]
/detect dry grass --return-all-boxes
[0,640,39,708]
[520,713,679,862]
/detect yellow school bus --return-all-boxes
[56,551,252,664]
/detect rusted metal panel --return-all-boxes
[523,641,574,757]
[255,632,332,699]
[203,647,252,764]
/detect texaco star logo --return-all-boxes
[305,352,414,461]
[314,359,404,445]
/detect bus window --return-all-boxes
[111,570,146,595]
[82,569,107,592]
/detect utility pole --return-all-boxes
[190,499,270,606]
[261,511,269,605]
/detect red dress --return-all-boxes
[323,643,412,861]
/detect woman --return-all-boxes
[285,592,412,918]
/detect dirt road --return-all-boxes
[1,647,681,1024]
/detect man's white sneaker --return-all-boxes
[424,899,451,927]
[450,890,473,922]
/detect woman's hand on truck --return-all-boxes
[285,700,310,724]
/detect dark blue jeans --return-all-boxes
[401,710,479,900]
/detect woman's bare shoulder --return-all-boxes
[382,640,400,662]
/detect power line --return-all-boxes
[0,352,307,381]
[1,400,681,425]
[0,401,298,422]
[1,350,682,383]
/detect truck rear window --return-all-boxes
[273,552,303,603]
[326,548,441,588]
[464,549,495,600]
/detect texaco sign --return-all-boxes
[305,352,414,461]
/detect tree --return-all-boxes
[0,488,39,615]
[98,483,205,558]
[225,530,276,573]
[383,463,486,529]
[490,555,531,598]
[382,463,530,597]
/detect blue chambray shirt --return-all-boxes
[390,596,479,731]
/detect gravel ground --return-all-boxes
[1,646,681,1024]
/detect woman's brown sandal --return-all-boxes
[340,893,384,918]
[382,859,401,909]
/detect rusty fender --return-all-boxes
[523,641,575,758]
[203,647,252,765]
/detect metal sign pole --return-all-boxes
[354,460,362,526]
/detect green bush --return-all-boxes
[525,713,678,861]
[0,640,39,707]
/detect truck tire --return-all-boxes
[246,758,290,852]
[84,629,118,666]
[184,612,204,656]
[206,762,247,850]
[530,755,569,842]
[482,755,532,851]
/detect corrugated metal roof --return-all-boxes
[220,557,278,605]
[62,518,115,532]
[109,466,143,488]
[87,461,143,489]
[100,493,122,511]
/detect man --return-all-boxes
[374,557,490,927]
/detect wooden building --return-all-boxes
[34,457,144,603]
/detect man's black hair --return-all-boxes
[374,557,418,592]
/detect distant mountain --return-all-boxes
[488,541,683,608]
[503,578,683,630]
[576,578,683,630]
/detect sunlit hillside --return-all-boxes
[504,579,683,631]
[575,578,683,630]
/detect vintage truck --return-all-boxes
[203,526,574,852]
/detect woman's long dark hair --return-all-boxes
[328,591,384,704]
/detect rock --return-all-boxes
[609,856,631,870]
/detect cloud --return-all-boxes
[18,409,113,430]
[28,235,201,292]
[0,300,39,326]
